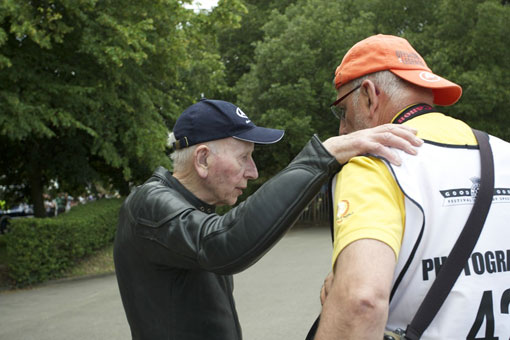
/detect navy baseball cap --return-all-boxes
[171,99,284,150]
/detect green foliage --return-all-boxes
[216,0,297,101]
[5,198,122,287]
[0,0,244,215]
[234,0,375,190]
[231,0,510,192]
[1,0,509,213]
[416,0,510,140]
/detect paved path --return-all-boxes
[0,225,332,340]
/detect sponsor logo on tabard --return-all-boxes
[440,177,510,206]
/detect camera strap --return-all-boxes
[404,129,495,339]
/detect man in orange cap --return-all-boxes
[314,34,510,339]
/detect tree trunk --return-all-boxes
[28,162,46,218]
[118,179,130,197]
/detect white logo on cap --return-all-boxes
[236,107,251,124]
[419,71,441,83]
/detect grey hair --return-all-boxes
[350,70,432,106]
[170,147,198,173]
[168,132,195,172]
[168,132,221,173]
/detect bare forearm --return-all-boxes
[315,240,395,339]
[315,295,388,340]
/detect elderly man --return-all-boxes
[113,98,421,340]
[315,35,510,339]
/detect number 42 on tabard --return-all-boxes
[467,289,510,340]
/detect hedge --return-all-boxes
[6,198,123,287]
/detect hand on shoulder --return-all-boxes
[322,124,423,166]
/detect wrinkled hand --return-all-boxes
[320,272,334,305]
[322,124,423,165]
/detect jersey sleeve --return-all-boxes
[331,156,405,269]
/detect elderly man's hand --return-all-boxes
[322,124,423,165]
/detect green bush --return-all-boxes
[5,198,123,287]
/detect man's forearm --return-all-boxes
[315,240,395,339]
[315,296,388,340]
[198,135,341,274]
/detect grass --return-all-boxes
[61,244,115,279]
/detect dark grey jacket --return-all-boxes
[113,136,341,340]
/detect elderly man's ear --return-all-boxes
[194,145,210,178]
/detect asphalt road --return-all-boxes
[0,224,333,340]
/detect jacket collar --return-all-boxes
[151,166,216,214]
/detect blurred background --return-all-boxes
[1,0,509,218]
[0,0,509,289]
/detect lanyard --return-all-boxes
[393,103,435,124]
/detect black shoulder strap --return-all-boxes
[405,129,495,339]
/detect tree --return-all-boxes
[0,0,244,216]
[412,0,510,140]
[234,0,376,192]
[233,0,510,194]
[217,0,297,102]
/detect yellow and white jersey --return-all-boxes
[331,107,510,338]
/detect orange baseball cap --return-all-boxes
[334,34,462,106]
